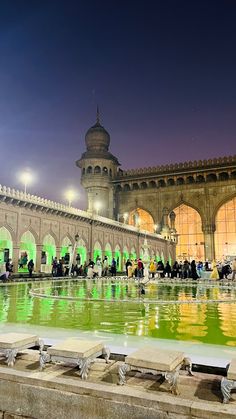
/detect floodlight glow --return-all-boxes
[19,170,33,196]
[94,201,101,214]
[65,189,78,207]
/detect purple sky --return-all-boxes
[0,1,236,209]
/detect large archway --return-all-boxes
[0,227,13,264]
[173,204,204,261]
[19,231,36,271]
[215,196,236,261]
[128,208,155,232]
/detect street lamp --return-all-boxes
[65,189,77,207]
[94,201,101,215]
[20,170,33,197]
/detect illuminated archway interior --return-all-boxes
[19,231,36,271]
[215,196,236,261]
[0,227,12,264]
[43,234,56,265]
[174,204,204,261]
[128,208,154,233]
[94,241,102,262]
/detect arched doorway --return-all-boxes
[128,208,155,233]
[215,196,236,261]
[19,231,36,272]
[104,243,112,265]
[114,245,121,271]
[42,234,56,272]
[0,227,12,265]
[76,238,87,265]
[173,204,204,261]
[60,237,72,264]
[93,241,102,262]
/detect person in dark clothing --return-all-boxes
[157,261,164,278]
[125,259,132,276]
[27,259,34,278]
[190,260,199,280]
[164,261,172,278]
[111,258,117,276]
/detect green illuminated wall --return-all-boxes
[94,248,102,262]
[115,250,121,271]
[104,249,112,265]
[77,246,86,264]
[43,244,56,265]
[0,227,13,263]
[60,246,69,258]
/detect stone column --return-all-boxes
[202,224,216,261]
[12,244,20,273]
[36,244,43,273]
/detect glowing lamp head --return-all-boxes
[20,171,33,185]
[94,201,101,212]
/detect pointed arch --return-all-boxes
[173,203,204,261]
[76,237,87,265]
[19,230,36,269]
[0,226,13,263]
[215,195,236,261]
[104,243,112,264]
[42,233,56,265]
[42,230,59,247]
[128,207,155,233]
[93,240,102,262]
[60,236,73,262]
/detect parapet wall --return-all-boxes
[0,367,235,419]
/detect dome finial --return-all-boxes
[96,105,100,124]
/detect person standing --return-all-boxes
[28,259,34,278]
[111,258,117,276]
[232,258,236,281]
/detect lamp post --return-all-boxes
[65,189,77,207]
[68,233,79,276]
[20,170,33,197]
[94,201,101,215]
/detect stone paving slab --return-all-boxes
[125,346,185,371]
[0,333,38,349]
[47,338,104,358]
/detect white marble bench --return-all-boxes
[118,346,192,394]
[221,358,236,403]
[0,333,42,366]
[40,338,110,380]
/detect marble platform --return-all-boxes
[118,346,192,394]
[0,332,42,366]
[221,358,236,403]
[40,337,110,379]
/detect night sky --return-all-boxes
[0,0,236,208]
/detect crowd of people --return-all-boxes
[51,255,117,278]
[1,254,236,281]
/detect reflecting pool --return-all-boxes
[1,278,236,347]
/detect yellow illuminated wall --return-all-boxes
[174,204,204,261]
[215,197,236,261]
[128,208,154,233]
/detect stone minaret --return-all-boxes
[76,110,120,219]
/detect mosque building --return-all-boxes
[0,113,235,273]
[77,113,236,263]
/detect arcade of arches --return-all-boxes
[125,197,236,262]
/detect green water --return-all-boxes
[1,279,236,346]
